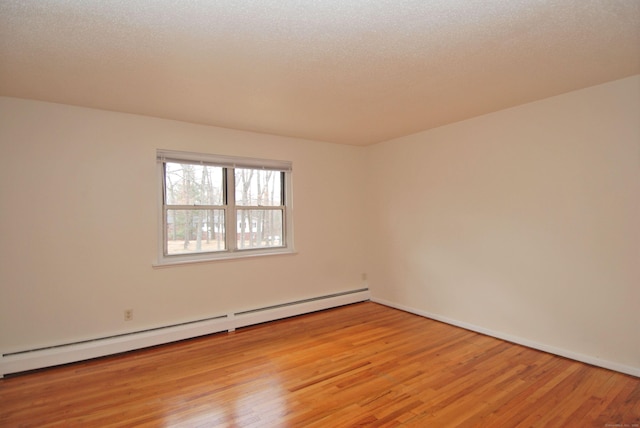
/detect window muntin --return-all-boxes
[157,150,293,264]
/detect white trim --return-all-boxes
[0,289,369,377]
[157,149,292,171]
[153,248,297,267]
[371,297,640,378]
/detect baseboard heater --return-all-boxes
[0,288,370,377]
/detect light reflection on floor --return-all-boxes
[161,373,288,426]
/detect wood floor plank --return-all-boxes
[1,302,638,427]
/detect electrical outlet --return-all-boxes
[124,309,133,321]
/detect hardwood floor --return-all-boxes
[1,302,638,427]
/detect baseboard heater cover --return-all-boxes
[233,288,369,328]
[0,288,370,377]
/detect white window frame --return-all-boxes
[155,149,294,266]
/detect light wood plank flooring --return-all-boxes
[1,302,638,427]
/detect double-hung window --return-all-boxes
[157,150,293,265]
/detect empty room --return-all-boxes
[1,1,639,426]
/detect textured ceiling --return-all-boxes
[1,1,639,145]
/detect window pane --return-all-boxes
[235,169,282,206]
[166,209,225,255]
[165,162,224,206]
[236,209,283,249]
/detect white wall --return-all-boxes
[366,75,640,374]
[0,98,368,353]
[2,75,638,375]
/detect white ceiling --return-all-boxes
[1,1,639,146]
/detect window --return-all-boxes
[156,150,293,265]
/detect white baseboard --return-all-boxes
[0,289,370,377]
[371,297,640,378]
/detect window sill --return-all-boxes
[152,248,297,268]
